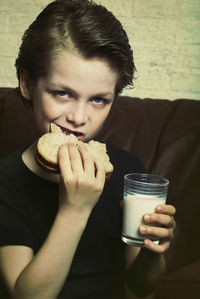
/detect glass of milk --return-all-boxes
[122,173,169,246]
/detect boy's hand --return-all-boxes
[139,204,176,253]
[58,143,106,215]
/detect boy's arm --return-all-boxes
[125,204,176,297]
[125,246,165,297]
[0,209,90,299]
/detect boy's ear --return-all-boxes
[19,69,32,100]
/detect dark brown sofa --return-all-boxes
[0,87,200,298]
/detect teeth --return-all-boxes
[60,127,82,137]
[61,128,70,135]
[62,130,69,135]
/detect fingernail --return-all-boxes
[156,206,162,212]
[144,214,150,222]
[140,226,146,233]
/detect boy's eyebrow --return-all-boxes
[49,83,79,97]
[48,83,114,98]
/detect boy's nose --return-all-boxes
[66,103,88,127]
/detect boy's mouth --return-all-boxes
[60,126,84,140]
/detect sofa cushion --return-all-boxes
[0,88,38,158]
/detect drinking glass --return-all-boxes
[122,173,169,246]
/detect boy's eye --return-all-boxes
[56,91,69,98]
[92,97,106,105]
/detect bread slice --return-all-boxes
[35,124,114,179]
[35,133,78,173]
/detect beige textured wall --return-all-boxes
[0,0,200,100]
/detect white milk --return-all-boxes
[122,193,166,240]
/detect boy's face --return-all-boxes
[23,51,118,141]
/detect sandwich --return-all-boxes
[35,123,113,180]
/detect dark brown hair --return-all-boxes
[16,0,135,97]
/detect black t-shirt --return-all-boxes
[0,143,145,299]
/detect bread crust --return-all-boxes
[35,149,59,173]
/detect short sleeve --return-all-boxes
[0,174,34,248]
